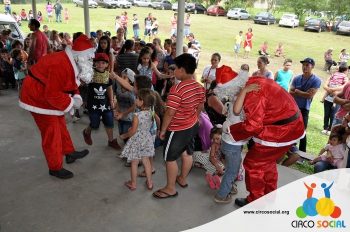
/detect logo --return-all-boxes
[296,182,341,219]
[291,182,346,229]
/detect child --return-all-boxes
[234,31,243,58]
[193,127,225,190]
[258,41,269,56]
[37,11,43,22]
[137,47,170,84]
[274,58,293,91]
[64,8,69,24]
[11,48,27,93]
[120,89,156,191]
[151,17,159,39]
[153,53,205,199]
[0,48,15,89]
[82,53,121,150]
[114,68,136,142]
[243,28,253,59]
[132,14,140,40]
[96,35,114,72]
[161,64,176,101]
[275,42,284,57]
[163,39,172,56]
[310,134,346,168]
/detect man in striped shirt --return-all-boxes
[153,53,205,199]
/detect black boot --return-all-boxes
[49,168,74,179]
[65,149,89,164]
[235,198,249,207]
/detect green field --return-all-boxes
[12,4,350,171]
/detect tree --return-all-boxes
[326,0,350,20]
[280,0,326,19]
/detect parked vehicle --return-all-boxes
[95,0,118,8]
[151,0,172,10]
[336,21,350,35]
[73,0,98,8]
[133,0,151,7]
[116,0,131,8]
[186,3,206,14]
[0,13,25,42]
[206,5,226,16]
[254,12,276,25]
[279,13,299,28]
[227,8,250,20]
[304,18,327,32]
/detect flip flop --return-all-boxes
[124,181,136,191]
[152,189,178,199]
[205,174,216,190]
[212,175,221,190]
[176,177,188,188]
[138,170,156,178]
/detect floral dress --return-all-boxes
[120,110,155,161]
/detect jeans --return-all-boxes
[323,101,339,130]
[314,160,336,173]
[216,141,242,198]
[299,108,309,152]
[118,120,132,135]
[89,110,114,129]
[56,13,62,22]
[133,29,139,39]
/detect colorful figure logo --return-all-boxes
[296,182,342,219]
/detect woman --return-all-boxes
[201,53,221,90]
[243,28,253,59]
[116,39,139,74]
[339,49,349,66]
[324,48,337,72]
[204,81,226,126]
[252,56,273,79]
[48,30,62,52]
[46,1,53,23]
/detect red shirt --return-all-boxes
[33,30,48,63]
[166,79,205,131]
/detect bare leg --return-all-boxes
[142,157,153,188]
[105,127,114,142]
[130,160,139,186]
[153,160,178,196]
[177,151,193,186]
[282,153,300,167]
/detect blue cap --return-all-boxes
[300,57,315,66]
[90,31,97,38]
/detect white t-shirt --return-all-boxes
[201,65,216,89]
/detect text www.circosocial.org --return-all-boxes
[243,210,290,215]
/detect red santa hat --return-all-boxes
[215,65,238,86]
[72,34,94,57]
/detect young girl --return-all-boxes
[258,41,269,56]
[252,56,274,79]
[243,28,253,59]
[274,58,293,91]
[64,8,69,24]
[120,89,157,191]
[46,2,53,23]
[132,14,140,39]
[137,47,169,84]
[96,35,114,72]
[275,42,284,57]
[11,48,27,93]
[193,127,225,190]
[37,11,43,22]
[28,10,34,20]
[310,134,346,168]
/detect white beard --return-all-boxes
[76,57,94,84]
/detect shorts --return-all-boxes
[163,123,199,162]
[244,46,251,52]
[89,110,114,129]
[144,28,151,36]
[234,44,240,53]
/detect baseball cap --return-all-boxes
[300,58,315,66]
[90,31,97,38]
[93,53,109,63]
[122,68,135,83]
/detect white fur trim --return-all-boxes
[252,131,306,147]
[216,71,249,88]
[64,97,74,113]
[65,46,79,78]
[19,101,65,116]
[73,94,82,101]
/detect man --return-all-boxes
[289,58,321,152]
[230,77,305,207]
[188,33,201,52]
[19,34,95,179]
[27,19,49,66]
[43,25,51,38]
[53,0,63,23]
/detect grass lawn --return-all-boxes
[12,4,350,172]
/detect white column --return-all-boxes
[176,0,185,56]
[32,0,37,20]
[83,0,91,36]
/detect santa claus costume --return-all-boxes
[19,34,95,179]
[229,77,305,206]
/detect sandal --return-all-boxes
[124,181,136,191]
[138,170,156,177]
[205,174,216,189]
[146,180,153,190]
[176,176,188,188]
[152,189,178,199]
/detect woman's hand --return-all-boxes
[159,131,166,140]
[244,83,260,93]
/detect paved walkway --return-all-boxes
[0,90,307,232]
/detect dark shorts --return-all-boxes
[89,110,114,129]
[163,123,199,162]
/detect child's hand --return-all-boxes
[244,84,260,93]
[115,112,124,120]
[216,167,224,176]
[120,134,126,140]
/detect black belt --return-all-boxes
[272,111,300,125]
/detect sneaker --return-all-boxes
[108,139,121,150]
[205,174,216,189]
[321,129,328,135]
[49,168,74,179]
[214,194,232,204]
[83,129,92,145]
[230,183,238,195]
[327,130,331,136]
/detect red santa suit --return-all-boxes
[230,77,305,203]
[19,35,94,171]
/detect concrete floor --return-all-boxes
[0,90,306,232]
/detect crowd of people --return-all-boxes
[1,8,350,209]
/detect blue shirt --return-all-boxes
[275,69,293,91]
[291,74,321,110]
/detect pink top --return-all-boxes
[260,44,268,53]
[325,144,346,159]
[46,5,53,13]
[329,72,347,86]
